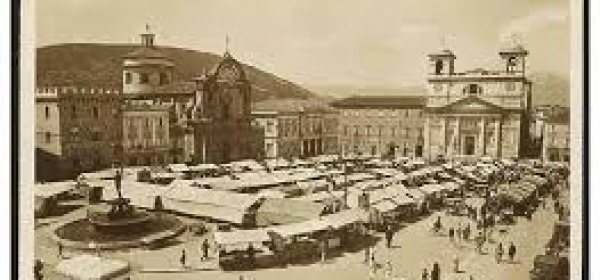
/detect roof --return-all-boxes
[256,197,327,226]
[499,44,529,55]
[425,95,517,114]
[123,46,170,60]
[330,95,426,109]
[35,181,76,198]
[428,49,456,58]
[545,110,570,125]
[56,254,130,280]
[251,99,336,114]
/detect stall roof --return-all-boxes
[166,199,248,224]
[164,186,262,211]
[256,198,327,226]
[213,228,270,246]
[419,184,445,195]
[55,254,129,280]
[35,181,76,198]
[372,199,397,213]
[167,163,188,173]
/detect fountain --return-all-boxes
[53,169,184,249]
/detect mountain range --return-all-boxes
[36,43,315,101]
[37,43,569,107]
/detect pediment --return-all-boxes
[430,95,505,114]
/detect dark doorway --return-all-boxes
[415,145,423,157]
[464,136,476,155]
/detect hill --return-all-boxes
[310,72,569,107]
[529,72,570,107]
[36,43,316,101]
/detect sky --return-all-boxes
[36,0,571,88]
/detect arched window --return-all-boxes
[44,106,50,119]
[93,106,99,119]
[435,60,444,75]
[125,72,132,84]
[465,84,482,95]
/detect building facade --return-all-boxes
[35,87,122,180]
[251,99,339,159]
[190,51,254,164]
[330,96,426,158]
[423,45,532,160]
[121,29,197,165]
[541,109,569,162]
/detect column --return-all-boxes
[424,117,430,161]
[454,117,460,156]
[494,118,500,158]
[441,117,447,156]
[479,117,486,156]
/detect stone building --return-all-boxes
[251,99,339,159]
[423,45,533,160]
[35,87,122,181]
[190,51,254,164]
[120,28,196,165]
[541,108,570,162]
[331,96,426,158]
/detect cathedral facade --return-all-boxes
[191,52,254,164]
[423,45,533,161]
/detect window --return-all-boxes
[466,84,482,95]
[433,84,443,92]
[125,72,132,84]
[159,118,163,126]
[343,125,348,136]
[91,131,100,141]
[378,125,383,136]
[365,125,372,136]
[92,107,99,119]
[159,72,168,85]
[72,105,77,118]
[435,60,444,75]
[505,82,516,91]
[140,73,149,84]
[391,127,396,137]
[45,132,51,143]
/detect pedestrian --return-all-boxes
[319,238,326,263]
[201,238,210,260]
[453,256,460,273]
[247,243,256,268]
[421,268,429,280]
[449,227,454,242]
[180,249,187,269]
[508,242,517,263]
[365,246,370,264]
[496,243,504,263]
[57,242,63,259]
[370,246,377,268]
[34,259,43,280]
[431,262,440,280]
[385,224,393,248]
[456,226,462,243]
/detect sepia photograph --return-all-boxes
[22,0,583,279]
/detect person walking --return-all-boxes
[453,256,460,273]
[496,243,504,263]
[365,246,370,264]
[201,239,210,260]
[385,224,394,248]
[247,243,256,268]
[421,268,429,280]
[180,249,187,269]
[465,224,471,241]
[449,227,455,242]
[456,226,462,243]
[57,242,64,259]
[508,242,517,263]
[431,262,440,280]
[34,259,43,280]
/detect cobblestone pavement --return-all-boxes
[35,199,558,280]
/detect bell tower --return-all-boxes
[427,49,456,76]
[499,36,528,75]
